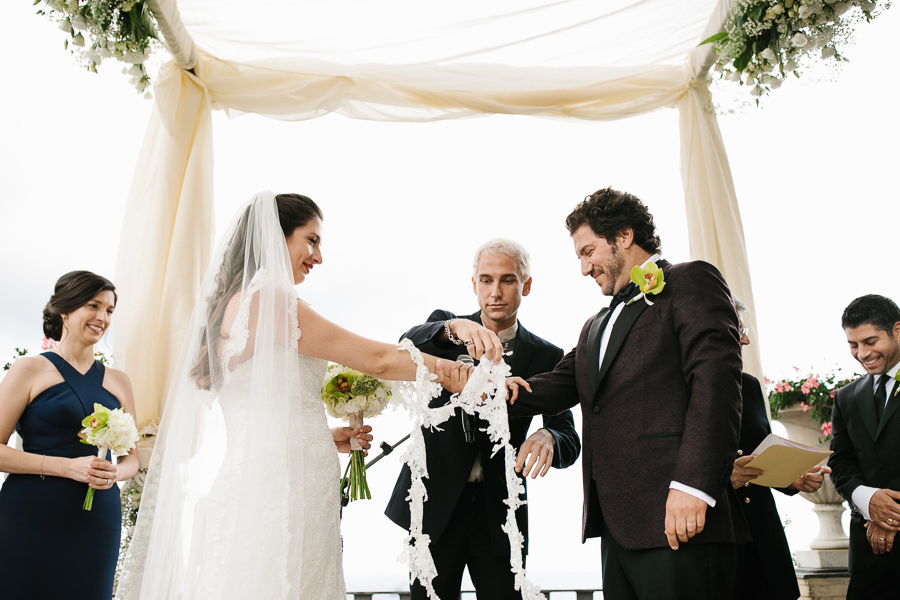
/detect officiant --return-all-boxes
[385,238,580,600]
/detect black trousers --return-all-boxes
[410,482,523,600]
[847,554,900,600]
[600,519,737,600]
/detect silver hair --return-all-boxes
[732,296,749,314]
[472,238,532,281]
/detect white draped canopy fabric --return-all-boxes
[114,0,759,423]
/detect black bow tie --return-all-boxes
[609,282,638,310]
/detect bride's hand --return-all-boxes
[434,358,474,394]
[332,425,373,454]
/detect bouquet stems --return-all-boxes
[83,445,107,511]
[341,412,370,501]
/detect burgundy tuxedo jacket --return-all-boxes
[512,259,749,550]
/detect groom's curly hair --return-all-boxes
[565,187,662,255]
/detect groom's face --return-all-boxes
[572,224,626,296]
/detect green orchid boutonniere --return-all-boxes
[626,262,666,306]
[894,371,900,398]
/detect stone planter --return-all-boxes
[774,406,849,555]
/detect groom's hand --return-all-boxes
[515,428,556,478]
[505,377,531,404]
[664,489,707,550]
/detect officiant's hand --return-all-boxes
[434,358,474,394]
[515,428,555,478]
[790,465,830,493]
[332,425,373,454]
[447,319,504,364]
[730,455,764,489]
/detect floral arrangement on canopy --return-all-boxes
[34,0,161,94]
[704,0,889,100]
[767,367,857,440]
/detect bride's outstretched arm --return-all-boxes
[295,300,488,383]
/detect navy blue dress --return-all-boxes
[0,352,122,599]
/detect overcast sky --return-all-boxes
[1,1,897,593]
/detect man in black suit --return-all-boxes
[385,238,581,600]
[829,294,900,599]
[507,187,748,600]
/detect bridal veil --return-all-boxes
[118,191,343,598]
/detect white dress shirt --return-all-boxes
[597,255,717,508]
[850,362,900,521]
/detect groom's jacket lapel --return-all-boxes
[586,308,610,393]
[596,299,649,392]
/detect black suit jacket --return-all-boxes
[734,373,800,600]
[511,259,749,550]
[829,374,900,573]
[384,310,581,556]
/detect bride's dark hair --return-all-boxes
[191,193,323,389]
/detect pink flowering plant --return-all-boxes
[767,368,856,440]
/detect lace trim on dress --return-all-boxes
[220,269,266,386]
[288,295,303,344]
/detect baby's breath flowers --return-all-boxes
[702,0,889,102]
[35,0,162,95]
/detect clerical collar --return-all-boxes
[478,315,518,343]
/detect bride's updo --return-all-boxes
[42,271,117,341]
[191,193,323,389]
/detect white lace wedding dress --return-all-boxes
[181,354,345,599]
[118,193,348,600]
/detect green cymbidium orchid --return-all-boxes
[324,373,354,397]
[81,403,110,430]
[894,371,900,397]
[626,262,666,306]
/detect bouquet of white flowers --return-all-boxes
[79,403,140,510]
[321,365,393,501]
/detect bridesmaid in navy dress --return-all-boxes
[0,271,139,599]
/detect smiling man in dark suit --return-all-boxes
[829,294,900,600]
[385,238,580,600]
[508,187,747,600]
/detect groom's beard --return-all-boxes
[591,244,625,297]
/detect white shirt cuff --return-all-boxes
[669,481,716,507]
[852,485,879,521]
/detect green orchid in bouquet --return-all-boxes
[322,364,393,502]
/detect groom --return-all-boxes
[509,187,747,599]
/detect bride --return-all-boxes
[117,191,496,599]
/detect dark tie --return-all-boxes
[609,282,638,311]
[874,375,888,423]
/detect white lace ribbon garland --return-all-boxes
[397,339,547,600]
